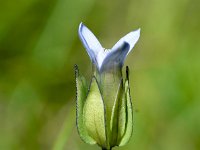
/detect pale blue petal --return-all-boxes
[78,23,104,64]
[100,42,130,72]
[111,29,140,55]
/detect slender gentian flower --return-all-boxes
[75,23,140,150]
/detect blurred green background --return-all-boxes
[0,0,200,149]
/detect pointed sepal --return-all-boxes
[83,76,107,148]
[119,66,133,146]
[116,82,127,145]
[110,78,125,147]
[75,65,96,144]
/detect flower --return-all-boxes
[75,23,140,150]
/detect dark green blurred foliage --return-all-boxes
[0,0,200,149]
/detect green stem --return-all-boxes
[102,148,112,150]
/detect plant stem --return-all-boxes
[102,148,112,150]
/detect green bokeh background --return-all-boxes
[0,0,200,149]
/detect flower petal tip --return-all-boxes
[137,28,141,33]
[130,28,140,41]
[78,22,84,37]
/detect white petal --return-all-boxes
[112,29,140,55]
[100,42,130,71]
[78,23,104,64]
[96,49,107,70]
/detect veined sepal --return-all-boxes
[109,66,133,147]
[75,65,96,144]
[83,76,108,149]
[118,66,133,146]
[110,78,124,147]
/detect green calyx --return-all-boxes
[75,65,133,149]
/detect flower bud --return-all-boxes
[75,23,140,149]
